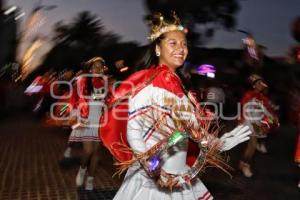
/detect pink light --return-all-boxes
[24,85,43,94]
[120,66,129,72]
[196,64,216,75]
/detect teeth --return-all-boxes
[174,55,183,58]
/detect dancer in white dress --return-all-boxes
[71,57,108,190]
[101,12,251,200]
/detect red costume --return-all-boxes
[240,90,279,136]
[100,65,200,166]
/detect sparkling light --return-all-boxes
[15,12,25,20]
[148,155,160,171]
[4,6,17,15]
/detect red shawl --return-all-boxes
[100,65,199,166]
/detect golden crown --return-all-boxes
[147,12,185,42]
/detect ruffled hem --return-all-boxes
[113,165,213,200]
[68,128,100,142]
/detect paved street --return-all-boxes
[0,112,299,200]
[0,112,121,200]
[203,124,300,200]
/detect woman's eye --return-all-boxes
[168,41,176,46]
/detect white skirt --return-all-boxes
[113,165,213,200]
[68,101,102,142]
[68,127,100,142]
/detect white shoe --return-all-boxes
[85,176,94,191]
[256,143,268,153]
[239,161,253,178]
[76,166,87,186]
[63,147,72,158]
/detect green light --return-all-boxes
[268,116,274,123]
[169,131,186,145]
[59,104,68,115]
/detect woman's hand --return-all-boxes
[71,118,89,129]
[219,125,252,152]
[157,169,181,190]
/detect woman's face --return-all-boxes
[91,61,108,74]
[156,31,188,71]
[254,80,268,92]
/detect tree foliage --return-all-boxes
[41,11,137,73]
[144,0,240,44]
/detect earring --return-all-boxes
[156,51,160,57]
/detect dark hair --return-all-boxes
[134,35,165,71]
[134,11,181,71]
[83,57,106,96]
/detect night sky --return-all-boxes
[4,0,300,56]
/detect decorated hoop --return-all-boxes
[140,130,220,185]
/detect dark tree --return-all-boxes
[144,0,240,45]
[40,11,138,76]
[42,11,120,71]
[53,11,106,49]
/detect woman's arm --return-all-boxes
[127,115,147,154]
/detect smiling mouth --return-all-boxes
[173,54,184,59]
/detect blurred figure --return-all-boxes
[63,69,82,159]
[52,68,76,158]
[294,106,300,188]
[296,134,300,189]
[25,69,57,118]
[238,74,279,178]
[68,57,108,191]
[288,82,300,188]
